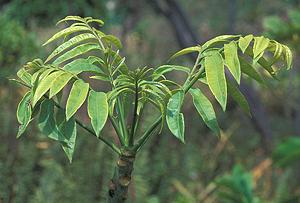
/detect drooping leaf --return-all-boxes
[238,35,253,53]
[102,35,122,49]
[63,58,103,74]
[205,51,227,111]
[166,91,185,143]
[49,72,74,98]
[153,65,190,80]
[43,26,90,46]
[59,113,77,163]
[17,68,32,85]
[87,90,108,136]
[202,35,240,50]
[38,99,68,143]
[16,91,32,138]
[56,16,86,25]
[66,80,89,120]
[53,43,101,65]
[283,45,293,69]
[257,57,277,79]
[32,71,64,107]
[224,41,241,84]
[170,46,200,60]
[189,88,220,135]
[45,33,97,63]
[239,57,264,84]
[227,79,251,115]
[253,36,270,61]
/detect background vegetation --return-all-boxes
[0,0,300,202]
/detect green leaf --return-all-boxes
[224,41,241,84]
[87,18,104,26]
[102,35,122,49]
[56,16,86,25]
[59,114,77,163]
[43,26,90,46]
[202,35,240,50]
[257,57,277,79]
[16,91,32,138]
[283,45,293,69]
[53,43,101,65]
[273,137,300,167]
[66,80,89,120]
[17,68,32,86]
[239,57,264,84]
[38,99,68,143]
[166,91,185,143]
[153,65,190,80]
[45,33,96,63]
[253,36,269,60]
[87,90,108,136]
[227,79,251,115]
[63,58,103,74]
[189,88,220,135]
[49,72,74,98]
[170,46,200,60]
[238,35,253,53]
[32,71,64,107]
[205,51,227,111]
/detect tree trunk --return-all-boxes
[107,150,135,203]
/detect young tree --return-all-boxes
[13,16,292,202]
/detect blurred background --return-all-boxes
[1,0,300,202]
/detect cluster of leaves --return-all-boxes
[14,16,292,162]
[166,34,292,142]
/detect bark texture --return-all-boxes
[107,150,135,203]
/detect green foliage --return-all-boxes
[273,137,300,167]
[215,165,261,203]
[14,16,292,163]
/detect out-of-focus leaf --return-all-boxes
[273,137,300,167]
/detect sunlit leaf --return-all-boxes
[53,43,101,65]
[224,41,241,84]
[238,35,253,53]
[87,90,108,136]
[66,80,89,120]
[205,51,227,111]
[49,72,74,98]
